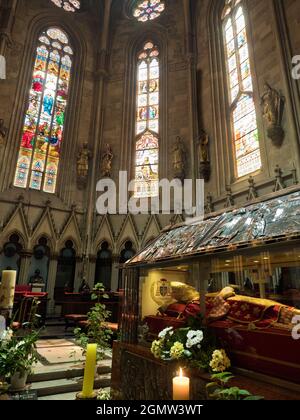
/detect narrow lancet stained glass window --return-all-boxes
[222,0,261,178]
[133,1,165,22]
[135,42,159,198]
[14,27,73,194]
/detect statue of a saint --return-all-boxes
[0,119,7,147]
[173,136,186,181]
[77,142,92,188]
[261,83,285,146]
[198,129,210,163]
[101,144,114,178]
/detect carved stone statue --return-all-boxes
[173,136,186,181]
[247,176,258,201]
[198,129,211,182]
[225,185,234,208]
[261,83,285,147]
[101,143,114,178]
[273,165,286,192]
[205,193,214,214]
[0,119,7,147]
[77,142,92,189]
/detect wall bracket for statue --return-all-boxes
[77,142,92,190]
[197,129,211,182]
[261,83,285,147]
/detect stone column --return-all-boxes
[88,255,96,289]
[18,251,32,285]
[111,254,120,292]
[46,255,58,315]
[0,0,18,57]
[183,0,198,192]
[84,0,112,264]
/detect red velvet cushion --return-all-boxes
[15,285,32,292]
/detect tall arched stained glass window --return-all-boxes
[222,0,261,178]
[135,42,159,198]
[14,27,73,194]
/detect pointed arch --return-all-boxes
[13,26,75,194]
[134,41,160,198]
[221,0,262,178]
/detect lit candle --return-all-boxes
[0,271,17,310]
[81,344,97,398]
[173,368,190,400]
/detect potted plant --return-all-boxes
[0,327,39,391]
[73,283,113,363]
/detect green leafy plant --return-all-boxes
[0,327,39,378]
[206,372,264,400]
[97,388,111,400]
[74,283,113,361]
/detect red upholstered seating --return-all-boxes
[64,314,88,329]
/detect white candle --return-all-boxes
[0,271,17,310]
[173,368,190,400]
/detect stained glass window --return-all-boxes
[222,0,262,178]
[135,42,160,198]
[50,0,80,12]
[14,27,73,194]
[133,0,165,22]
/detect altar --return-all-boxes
[112,191,300,399]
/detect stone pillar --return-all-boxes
[84,0,112,265]
[18,251,32,285]
[183,0,198,188]
[88,256,96,289]
[46,255,58,315]
[0,0,18,56]
[111,254,120,292]
[74,257,83,292]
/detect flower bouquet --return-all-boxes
[151,326,231,372]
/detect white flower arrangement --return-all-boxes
[186,330,204,349]
[158,326,174,339]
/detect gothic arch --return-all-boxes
[0,11,87,206]
[206,0,268,198]
[120,26,168,183]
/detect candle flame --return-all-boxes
[179,368,183,377]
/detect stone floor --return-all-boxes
[13,321,113,400]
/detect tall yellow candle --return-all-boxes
[81,344,97,398]
[0,271,17,310]
[173,368,190,400]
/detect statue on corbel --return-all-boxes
[173,136,187,182]
[0,119,7,147]
[197,129,211,182]
[261,83,285,147]
[100,143,114,178]
[77,142,92,190]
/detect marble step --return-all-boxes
[30,373,111,397]
[29,359,112,383]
